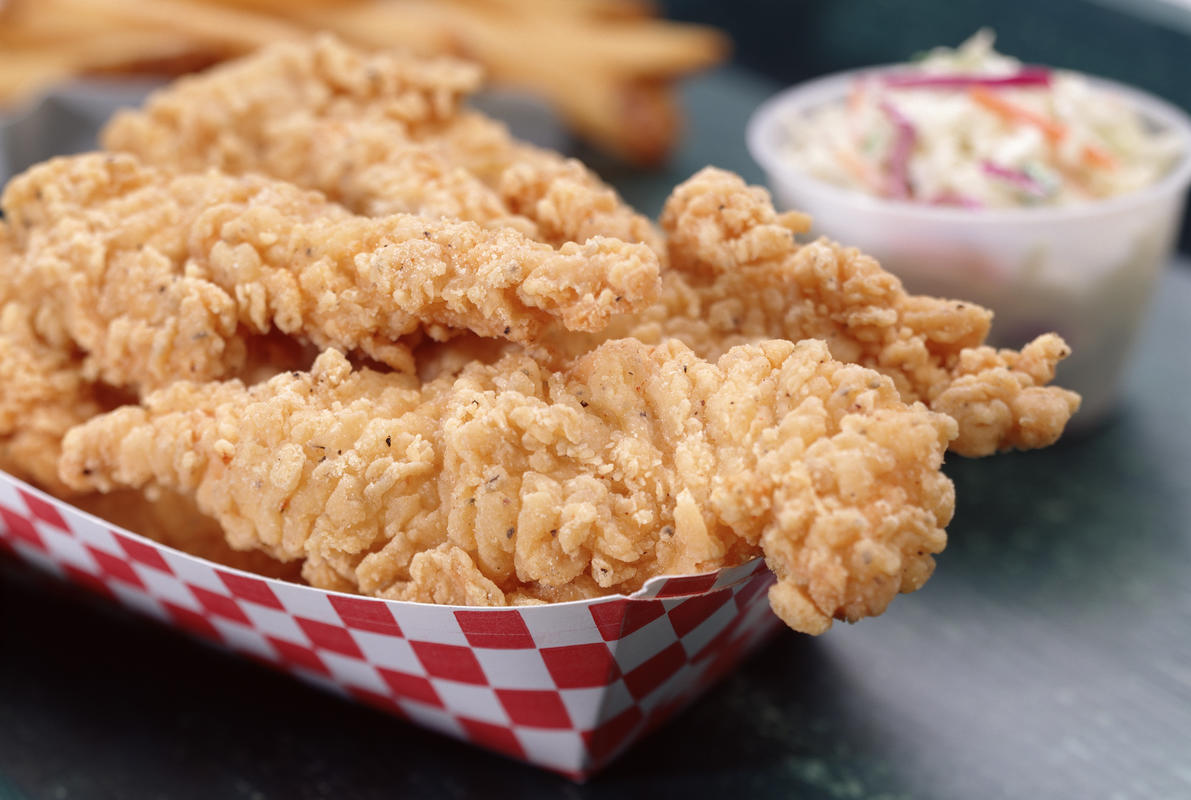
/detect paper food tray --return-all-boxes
[0,470,783,779]
[1,81,783,779]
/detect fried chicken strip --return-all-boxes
[0,215,321,492]
[0,310,103,494]
[0,320,301,576]
[0,222,105,494]
[0,304,301,576]
[580,168,1080,456]
[2,152,658,391]
[61,339,957,634]
[101,35,665,258]
[438,112,667,258]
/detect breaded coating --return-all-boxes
[102,35,665,258]
[0,327,317,494]
[478,129,668,258]
[2,152,658,390]
[0,317,302,576]
[584,168,1080,457]
[60,340,957,634]
[101,35,482,174]
[0,310,103,495]
[102,36,535,237]
[0,220,314,492]
[0,224,105,494]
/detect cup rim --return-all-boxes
[746,65,1191,225]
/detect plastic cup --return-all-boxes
[747,68,1191,429]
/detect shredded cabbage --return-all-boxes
[779,30,1183,208]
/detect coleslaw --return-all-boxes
[778,30,1183,208]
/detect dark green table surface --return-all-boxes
[2,67,1190,800]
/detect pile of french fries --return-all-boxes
[0,0,730,164]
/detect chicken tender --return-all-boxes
[60,340,957,634]
[445,114,667,258]
[574,168,1080,456]
[0,313,103,495]
[102,36,665,258]
[2,152,658,391]
[0,223,106,494]
[0,216,325,493]
[0,322,300,578]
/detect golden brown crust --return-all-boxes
[0,328,100,495]
[0,223,104,495]
[931,333,1081,456]
[2,152,659,390]
[0,219,315,494]
[552,167,1079,456]
[102,36,664,258]
[101,35,483,173]
[60,340,956,632]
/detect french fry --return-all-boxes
[0,33,200,104]
[59,0,306,52]
[464,0,657,21]
[0,0,730,163]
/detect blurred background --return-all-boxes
[3,0,1190,256]
[665,0,1191,105]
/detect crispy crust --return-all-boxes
[551,167,1080,456]
[61,340,956,633]
[102,36,665,258]
[2,152,659,390]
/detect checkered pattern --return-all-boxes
[0,471,781,779]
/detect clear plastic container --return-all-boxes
[747,68,1191,429]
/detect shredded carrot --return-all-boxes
[1052,161,1095,198]
[776,209,813,234]
[969,86,1065,139]
[1080,142,1117,170]
[848,79,867,113]
[834,146,883,193]
[968,85,1117,170]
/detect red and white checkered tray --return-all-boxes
[0,470,782,779]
